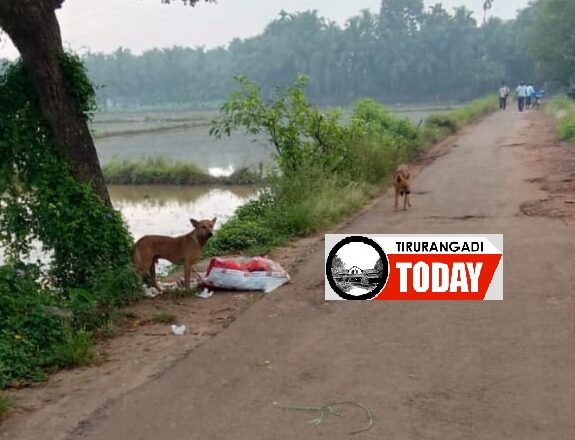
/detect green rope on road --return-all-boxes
[278,400,374,435]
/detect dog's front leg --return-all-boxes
[150,259,160,291]
[183,262,191,289]
[394,190,399,211]
[191,267,203,285]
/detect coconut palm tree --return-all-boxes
[483,0,494,24]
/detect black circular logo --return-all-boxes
[326,236,390,300]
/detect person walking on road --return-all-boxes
[516,81,528,112]
[498,82,510,110]
[526,83,535,109]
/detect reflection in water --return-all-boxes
[0,185,257,270]
[109,185,257,240]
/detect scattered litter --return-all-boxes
[203,257,290,293]
[143,286,161,298]
[235,294,249,301]
[196,288,214,299]
[171,325,187,336]
[143,278,201,298]
[278,401,374,435]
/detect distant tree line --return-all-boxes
[82,0,539,109]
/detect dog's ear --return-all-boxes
[211,217,217,226]
[190,218,199,228]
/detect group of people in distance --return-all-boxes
[498,81,544,112]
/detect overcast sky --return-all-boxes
[0,0,531,59]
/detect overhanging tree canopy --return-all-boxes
[0,0,214,206]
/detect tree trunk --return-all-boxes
[0,0,112,207]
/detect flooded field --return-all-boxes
[92,105,457,173]
[109,184,257,240]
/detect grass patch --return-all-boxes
[422,95,497,144]
[102,157,260,185]
[50,331,96,369]
[0,264,143,389]
[151,311,177,324]
[546,96,575,143]
[0,392,11,419]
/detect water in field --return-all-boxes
[92,105,456,174]
[93,110,274,174]
[0,185,257,271]
[109,185,257,240]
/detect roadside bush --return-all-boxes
[0,264,67,388]
[0,56,142,389]
[423,96,497,144]
[205,77,497,256]
[425,114,459,134]
[546,96,575,143]
[206,76,420,255]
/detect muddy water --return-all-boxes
[109,185,257,239]
[0,185,257,271]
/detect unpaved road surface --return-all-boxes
[7,109,575,439]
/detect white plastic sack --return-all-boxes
[203,257,290,293]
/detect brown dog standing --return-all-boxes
[133,218,216,291]
[393,164,412,211]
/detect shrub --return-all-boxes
[205,77,496,257]
[0,264,67,388]
[49,331,95,369]
[546,96,575,143]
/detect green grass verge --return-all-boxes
[49,331,96,369]
[0,265,142,389]
[103,157,260,185]
[0,392,11,419]
[421,95,498,145]
[545,96,575,144]
[151,311,177,324]
[204,96,497,258]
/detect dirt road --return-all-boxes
[9,109,575,439]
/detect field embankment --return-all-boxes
[103,157,260,185]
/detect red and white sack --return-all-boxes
[203,257,290,293]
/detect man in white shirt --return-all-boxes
[516,82,527,112]
[498,82,510,110]
[526,83,535,108]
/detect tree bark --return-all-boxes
[0,0,112,207]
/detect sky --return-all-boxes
[0,0,531,59]
[337,243,380,271]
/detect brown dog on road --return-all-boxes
[133,218,217,291]
[393,164,412,211]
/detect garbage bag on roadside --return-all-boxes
[203,257,290,293]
